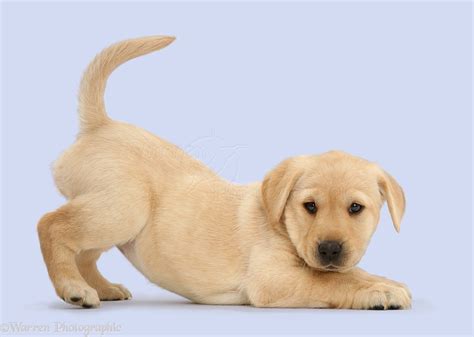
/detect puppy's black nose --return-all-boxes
[318,241,342,264]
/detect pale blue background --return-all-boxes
[1,1,472,336]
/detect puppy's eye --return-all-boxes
[348,203,364,215]
[303,202,317,215]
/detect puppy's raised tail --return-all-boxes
[78,35,175,133]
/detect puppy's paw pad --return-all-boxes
[369,305,384,310]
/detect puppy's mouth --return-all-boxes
[312,264,342,272]
[316,264,354,273]
[322,264,342,272]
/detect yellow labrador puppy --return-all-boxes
[38,35,411,310]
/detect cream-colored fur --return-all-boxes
[37,35,411,310]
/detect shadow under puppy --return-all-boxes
[37,36,411,310]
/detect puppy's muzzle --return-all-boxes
[317,241,342,265]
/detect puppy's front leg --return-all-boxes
[245,249,411,310]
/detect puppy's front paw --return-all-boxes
[374,275,412,300]
[59,281,100,308]
[352,281,411,310]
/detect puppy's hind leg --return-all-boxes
[37,188,150,308]
[76,249,132,301]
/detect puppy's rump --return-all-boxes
[78,35,175,133]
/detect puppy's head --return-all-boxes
[261,151,405,272]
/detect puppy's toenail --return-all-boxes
[70,297,81,302]
[369,305,384,310]
[388,305,401,310]
[82,303,93,308]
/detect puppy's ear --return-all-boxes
[376,168,406,233]
[262,159,301,235]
